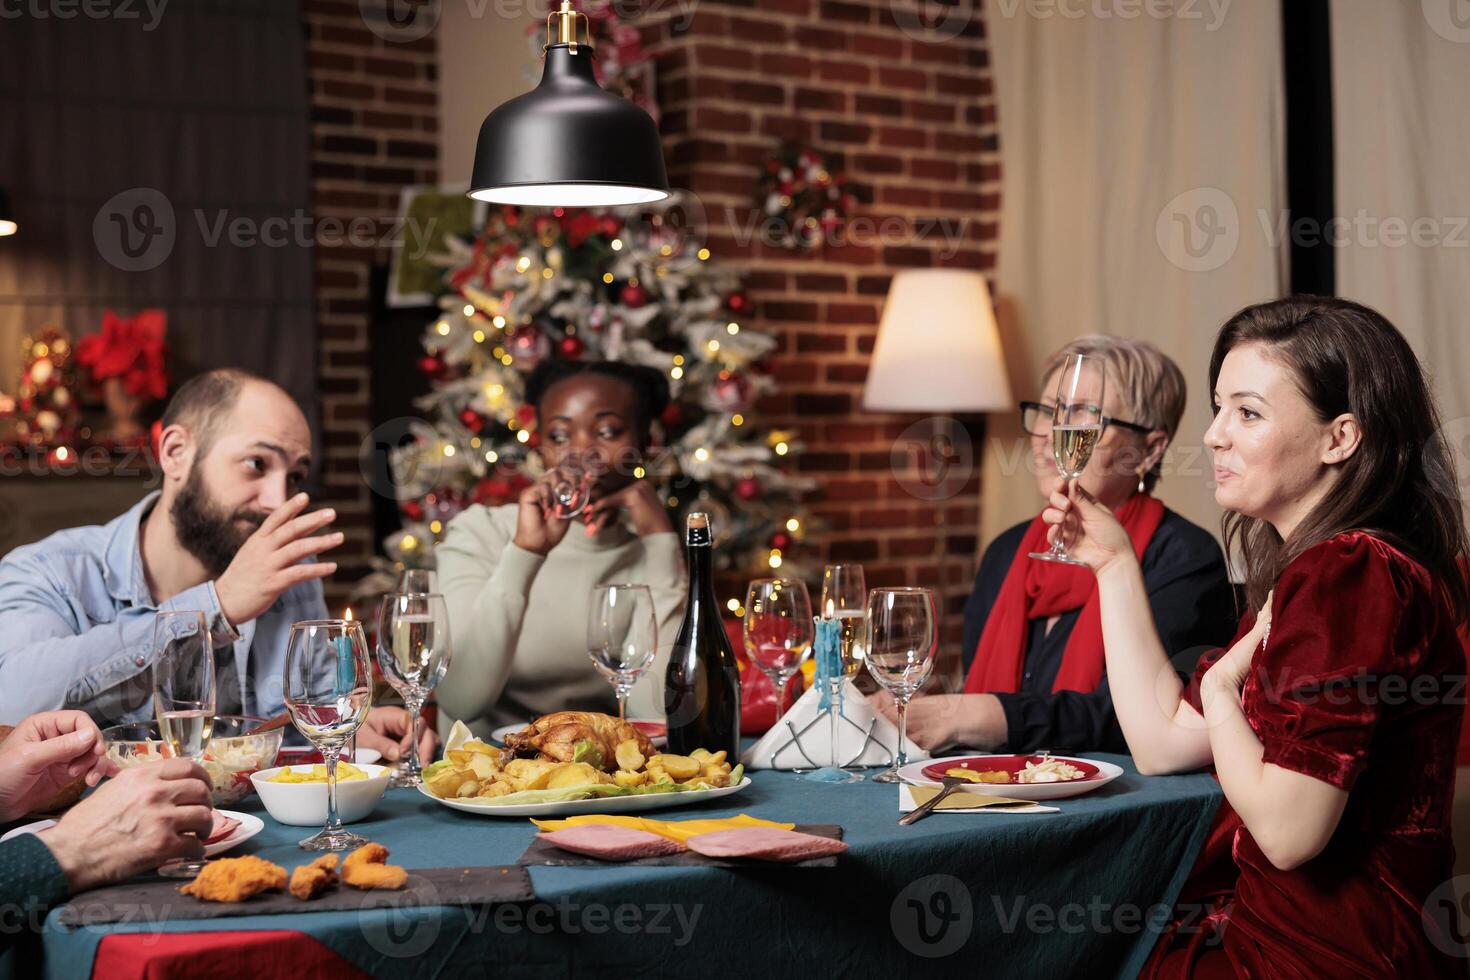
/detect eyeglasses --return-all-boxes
[1019,400,1152,437]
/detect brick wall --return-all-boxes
[303,0,440,611]
[642,0,1000,670]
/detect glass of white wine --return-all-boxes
[864,587,938,783]
[284,619,373,851]
[376,592,452,788]
[151,610,215,878]
[819,564,867,781]
[1029,352,1106,565]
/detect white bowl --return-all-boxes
[249,763,390,826]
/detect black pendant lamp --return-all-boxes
[0,189,15,237]
[468,1,669,207]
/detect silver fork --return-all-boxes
[899,775,966,826]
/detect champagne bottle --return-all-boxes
[664,512,742,757]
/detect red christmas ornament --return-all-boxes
[735,477,761,501]
[401,500,424,521]
[726,291,750,314]
[770,530,794,551]
[659,402,683,428]
[558,335,585,359]
[458,407,484,433]
[516,404,537,427]
[599,216,622,238]
[620,283,648,308]
[417,355,443,378]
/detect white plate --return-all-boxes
[898,755,1124,801]
[418,776,751,817]
[0,809,264,858]
[354,748,382,765]
[489,719,668,749]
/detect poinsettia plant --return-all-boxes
[76,309,169,400]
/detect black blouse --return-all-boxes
[960,509,1237,754]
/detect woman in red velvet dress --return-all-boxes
[1043,297,1470,978]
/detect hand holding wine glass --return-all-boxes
[284,619,373,851]
[1039,482,1136,575]
[375,592,452,788]
[1029,352,1106,565]
[587,584,658,721]
[864,588,938,783]
[151,610,215,878]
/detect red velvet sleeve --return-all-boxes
[1245,532,1417,790]
[1183,612,1256,715]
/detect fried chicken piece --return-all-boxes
[289,854,339,901]
[179,855,287,903]
[502,711,654,768]
[341,842,407,890]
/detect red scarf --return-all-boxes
[963,492,1165,694]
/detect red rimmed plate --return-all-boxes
[899,754,1123,801]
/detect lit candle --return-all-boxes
[335,608,355,696]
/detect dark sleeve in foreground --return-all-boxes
[0,833,70,955]
[992,511,1238,753]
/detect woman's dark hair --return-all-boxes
[1210,296,1470,624]
[524,359,671,440]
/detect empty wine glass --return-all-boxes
[587,584,657,721]
[1029,352,1106,565]
[151,610,215,878]
[864,587,938,783]
[549,457,596,520]
[284,619,373,851]
[376,592,452,788]
[744,578,815,723]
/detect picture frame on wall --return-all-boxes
[386,185,488,309]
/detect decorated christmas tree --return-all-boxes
[356,198,814,605]
[0,327,82,462]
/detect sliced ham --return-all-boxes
[537,825,687,860]
[205,812,241,845]
[684,827,847,862]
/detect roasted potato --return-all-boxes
[545,762,612,789]
[614,769,648,787]
[614,739,645,772]
[649,754,702,781]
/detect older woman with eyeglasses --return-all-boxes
[873,336,1236,753]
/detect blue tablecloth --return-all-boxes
[39,756,1221,979]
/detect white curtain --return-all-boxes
[983,3,1288,550]
[1329,0,1470,490]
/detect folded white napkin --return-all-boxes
[741,679,931,770]
[897,782,1059,815]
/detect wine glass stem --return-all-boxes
[616,687,627,722]
[895,697,910,768]
[323,744,342,833]
[828,677,842,768]
[405,698,424,774]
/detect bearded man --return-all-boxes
[0,369,432,763]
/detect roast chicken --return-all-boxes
[502,711,655,769]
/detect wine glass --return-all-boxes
[1029,352,1106,565]
[396,568,436,593]
[820,564,868,677]
[819,564,867,780]
[284,619,373,851]
[864,587,938,783]
[151,610,215,878]
[744,579,815,722]
[586,584,658,721]
[375,592,452,788]
[549,456,596,520]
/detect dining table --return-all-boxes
[20,753,1222,980]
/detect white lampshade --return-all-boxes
[862,269,1012,413]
